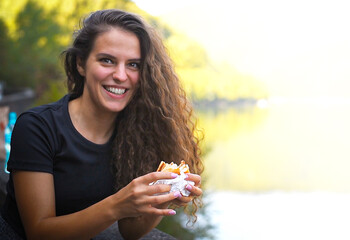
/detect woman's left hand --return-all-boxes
[171,173,202,207]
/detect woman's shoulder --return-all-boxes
[13,95,70,138]
[10,95,72,160]
[18,94,70,122]
[25,94,69,115]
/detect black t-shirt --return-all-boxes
[1,94,116,239]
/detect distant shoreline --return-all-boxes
[192,97,258,110]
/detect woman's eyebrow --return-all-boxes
[96,53,116,59]
[129,58,141,62]
[96,53,140,61]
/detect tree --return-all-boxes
[9,1,65,91]
[0,18,12,87]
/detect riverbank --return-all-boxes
[192,97,258,111]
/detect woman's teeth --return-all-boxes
[105,87,126,95]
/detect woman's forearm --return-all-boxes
[25,196,118,240]
[15,171,178,240]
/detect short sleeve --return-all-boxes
[7,112,55,173]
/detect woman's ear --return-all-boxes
[76,57,85,77]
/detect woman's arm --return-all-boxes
[13,171,117,240]
[13,171,179,240]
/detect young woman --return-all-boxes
[0,9,203,240]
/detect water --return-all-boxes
[205,191,350,240]
[199,98,350,239]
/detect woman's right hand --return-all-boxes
[111,172,181,219]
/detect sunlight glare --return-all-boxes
[136,0,350,98]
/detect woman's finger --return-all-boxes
[142,172,178,184]
[147,183,171,195]
[145,207,177,216]
[173,196,193,205]
[148,191,182,206]
[185,173,201,186]
[185,184,202,197]
[172,199,187,207]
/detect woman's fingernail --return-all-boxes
[169,210,176,215]
[174,191,181,198]
[186,184,192,191]
[184,174,189,180]
[171,173,178,178]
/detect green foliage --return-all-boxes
[34,80,66,106]
[166,33,210,69]
[0,18,12,85]
[178,63,268,101]
[164,31,268,101]
[0,0,65,93]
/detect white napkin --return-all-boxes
[151,172,194,197]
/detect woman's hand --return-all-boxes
[171,173,202,207]
[117,172,202,239]
[112,172,181,220]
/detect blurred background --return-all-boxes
[1,0,350,239]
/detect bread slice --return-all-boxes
[156,160,190,175]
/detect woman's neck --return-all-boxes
[68,96,117,145]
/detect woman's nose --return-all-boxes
[112,64,127,82]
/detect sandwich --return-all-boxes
[153,160,193,197]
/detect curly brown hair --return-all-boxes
[62,9,204,222]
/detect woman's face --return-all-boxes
[77,27,141,114]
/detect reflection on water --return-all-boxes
[206,191,350,240]
[199,99,350,192]
[197,99,350,239]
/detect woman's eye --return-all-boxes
[129,62,140,69]
[100,58,113,64]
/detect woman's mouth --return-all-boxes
[103,86,127,95]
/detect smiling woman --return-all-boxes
[0,9,203,240]
[75,28,141,118]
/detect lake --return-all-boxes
[198,97,350,239]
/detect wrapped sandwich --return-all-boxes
[152,160,194,197]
